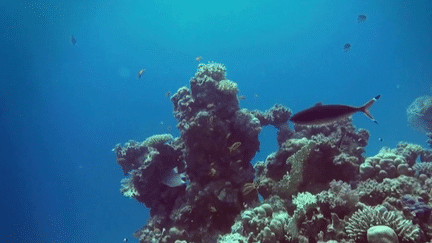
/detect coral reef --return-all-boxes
[113,63,432,243]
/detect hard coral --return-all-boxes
[413,162,432,177]
[293,192,317,213]
[114,63,432,243]
[217,80,238,95]
[346,205,420,242]
[401,194,432,223]
[129,63,263,242]
[251,104,293,146]
[141,134,173,147]
[356,176,422,206]
[317,180,359,215]
[219,198,291,243]
[255,139,314,199]
[360,142,423,181]
[407,95,432,134]
[195,62,226,81]
[367,225,398,243]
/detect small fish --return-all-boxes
[344,43,351,52]
[357,15,367,23]
[290,95,381,126]
[138,69,145,78]
[196,56,202,62]
[70,35,77,45]
[378,138,383,142]
[161,167,186,187]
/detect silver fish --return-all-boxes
[161,167,186,187]
[290,95,380,126]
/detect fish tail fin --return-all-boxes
[359,95,380,124]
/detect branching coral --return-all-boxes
[317,180,359,213]
[217,80,238,95]
[356,176,423,206]
[269,140,314,199]
[120,177,140,198]
[413,162,432,176]
[195,62,227,81]
[292,192,317,213]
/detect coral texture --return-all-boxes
[345,205,419,242]
[367,225,398,243]
[407,95,432,134]
[113,63,432,243]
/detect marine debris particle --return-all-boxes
[112,63,431,243]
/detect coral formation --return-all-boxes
[407,95,432,134]
[359,142,422,181]
[113,63,432,243]
[224,199,291,243]
[345,205,419,242]
[366,225,398,243]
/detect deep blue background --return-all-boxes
[1,0,431,242]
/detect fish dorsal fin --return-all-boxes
[314,102,323,107]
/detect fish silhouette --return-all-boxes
[290,95,381,126]
[70,35,77,46]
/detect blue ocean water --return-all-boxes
[1,0,431,242]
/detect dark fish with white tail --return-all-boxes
[161,167,186,187]
[290,95,380,126]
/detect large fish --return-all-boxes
[290,95,380,126]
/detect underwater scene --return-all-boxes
[1,0,432,243]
